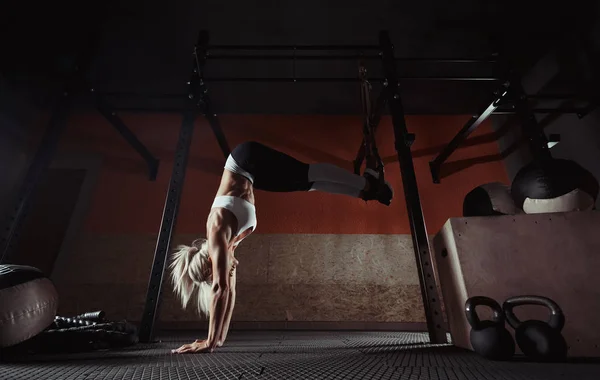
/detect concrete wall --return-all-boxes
[45,112,508,327]
[55,233,427,328]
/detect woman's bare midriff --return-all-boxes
[216,170,255,204]
[208,169,255,248]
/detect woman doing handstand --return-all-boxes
[169,141,393,354]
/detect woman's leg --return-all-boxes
[305,160,393,205]
[307,165,394,205]
[307,163,366,190]
[231,142,368,192]
[308,181,362,198]
[228,142,392,204]
[230,141,312,192]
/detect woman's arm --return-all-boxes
[205,227,232,350]
[217,266,236,346]
[172,223,232,354]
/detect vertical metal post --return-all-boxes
[0,28,98,264]
[510,77,553,163]
[194,30,230,158]
[138,31,208,343]
[379,30,447,344]
[0,91,73,264]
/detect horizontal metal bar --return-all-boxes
[532,107,592,113]
[104,105,589,115]
[396,58,496,63]
[201,76,500,82]
[97,91,185,99]
[491,111,518,115]
[527,94,592,101]
[496,107,592,114]
[109,107,187,113]
[107,107,478,115]
[207,53,379,60]
[96,74,500,98]
[204,53,496,63]
[98,77,502,98]
[208,44,380,51]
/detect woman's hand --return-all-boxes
[171,339,214,354]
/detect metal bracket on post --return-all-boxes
[204,111,230,158]
[138,30,208,343]
[576,103,598,119]
[510,75,553,163]
[95,95,160,181]
[379,30,447,344]
[429,81,512,183]
[195,31,231,158]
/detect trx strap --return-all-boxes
[358,62,385,184]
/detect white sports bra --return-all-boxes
[211,195,257,245]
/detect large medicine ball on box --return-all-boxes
[0,265,59,348]
[463,182,520,217]
[511,159,599,214]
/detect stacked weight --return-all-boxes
[466,295,568,362]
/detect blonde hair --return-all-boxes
[169,238,213,317]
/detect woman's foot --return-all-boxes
[361,169,394,206]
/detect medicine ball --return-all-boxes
[0,265,59,348]
[511,159,599,214]
[463,182,520,217]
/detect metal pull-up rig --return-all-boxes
[2,29,595,347]
[134,30,450,345]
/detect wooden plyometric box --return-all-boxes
[431,211,600,358]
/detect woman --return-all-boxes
[170,141,393,354]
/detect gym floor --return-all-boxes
[2,331,600,380]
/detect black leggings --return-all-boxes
[231,142,312,192]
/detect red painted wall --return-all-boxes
[58,113,508,235]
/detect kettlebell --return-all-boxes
[503,295,567,361]
[465,296,515,360]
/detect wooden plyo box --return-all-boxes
[431,211,600,358]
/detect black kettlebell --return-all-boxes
[503,295,567,361]
[465,296,515,360]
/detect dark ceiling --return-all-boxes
[3,0,599,114]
